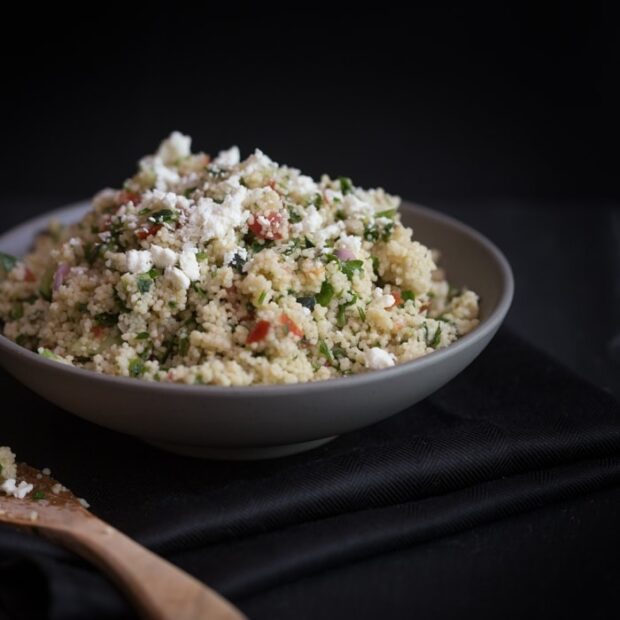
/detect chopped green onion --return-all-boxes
[257,290,267,306]
[375,209,396,219]
[358,306,366,322]
[287,206,302,223]
[196,251,209,262]
[430,325,442,348]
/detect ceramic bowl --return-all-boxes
[0,201,513,460]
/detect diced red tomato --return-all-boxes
[117,190,142,206]
[246,320,271,344]
[91,325,106,339]
[248,212,284,240]
[23,268,36,283]
[280,314,303,338]
[391,290,402,308]
[136,224,162,240]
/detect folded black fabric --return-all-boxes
[0,328,619,620]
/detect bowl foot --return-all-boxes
[144,436,337,460]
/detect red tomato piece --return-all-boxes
[280,314,303,338]
[246,320,271,344]
[248,212,284,240]
[23,268,36,282]
[136,224,162,240]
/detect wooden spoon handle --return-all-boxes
[44,517,246,620]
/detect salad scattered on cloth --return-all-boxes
[0,133,479,385]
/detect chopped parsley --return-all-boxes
[339,177,354,195]
[33,491,46,501]
[287,205,302,223]
[94,313,118,327]
[430,325,442,348]
[402,290,415,303]
[375,208,396,219]
[136,332,150,340]
[316,280,335,307]
[137,275,153,294]
[0,252,18,275]
[341,259,364,280]
[129,358,146,377]
[196,251,209,262]
[318,340,334,365]
[149,209,178,224]
[313,194,323,208]
[357,306,366,322]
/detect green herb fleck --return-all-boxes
[318,340,334,365]
[33,491,46,501]
[136,332,150,340]
[196,251,209,262]
[402,290,415,303]
[94,313,118,327]
[430,325,442,348]
[137,275,153,294]
[129,358,145,377]
[339,177,354,195]
[316,280,335,307]
[257,290,267,306]
[229,252,247,273]
[341,260,364,280]
[0,251,18,276]
[335,209,346,221]
[313,194,323,208]
[10,302,23,320]
[287,206,302,223]
[149,209,178,224]
[39,267,55,301]
[376,208,396,219]
[357,306,366,322]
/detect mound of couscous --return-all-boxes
[0,133,479,385]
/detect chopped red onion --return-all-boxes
[53,263,70,291]
[335,248,355,261]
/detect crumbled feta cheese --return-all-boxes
[373,287,395,308]
[213,146,240,168]
[342,194,374,219]
[292,174,317,195]
[364,347,396,370]
[78,498,90,509]
[1,478,34,499]
[42,468,51,476]
[188,186,249,243]
[315,222,345,247]
[29,511,38,522]
[292,205,323,236]
[337,234,362,255]
[125,250,153,274]
[166,266,191,290]
[150,245,177,268]
[179,248,200,281]
[157,131,191,165]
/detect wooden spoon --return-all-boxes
[0,464,246,620]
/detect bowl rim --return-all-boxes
[0,200,514,396]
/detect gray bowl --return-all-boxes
[0,201,513,460]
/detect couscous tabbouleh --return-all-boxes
[0,133,479,386]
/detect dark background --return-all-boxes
[1,4,619,391]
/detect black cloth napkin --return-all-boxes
[0,328,619,620]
